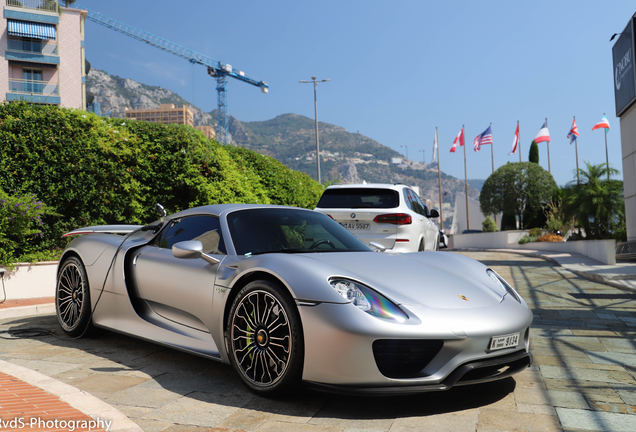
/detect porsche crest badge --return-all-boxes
[458,295,469,302]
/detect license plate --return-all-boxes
[489,333,519,351]
[340,222,370,230]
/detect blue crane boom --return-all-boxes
[75,5,269,144]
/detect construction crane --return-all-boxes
[75,4,269,144]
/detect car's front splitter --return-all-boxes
[305,349,532,396]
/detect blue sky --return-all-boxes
[76,1,634,186]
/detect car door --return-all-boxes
[132,215,227,333]
[412,192,438,250]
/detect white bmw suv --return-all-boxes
[315,183,440,252]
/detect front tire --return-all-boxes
[226,280,304,396]
[56,256,92,337]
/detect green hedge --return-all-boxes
[0,102,323,259]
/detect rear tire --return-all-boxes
[435,235,440,251]
[226,280,304,396]
[418,239,425,252]
[56,256,92,337]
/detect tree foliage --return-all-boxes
[561,162,624,239]
[529,141,539,164]
[0,102,323,260]
[480,162,556,229]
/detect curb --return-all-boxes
[0,303,55,320]
[0,360,142,432]
[447,248,636,292]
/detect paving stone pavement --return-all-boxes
[0,251,634,431]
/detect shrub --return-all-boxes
[518,235,539,244]
[0,102,323,261]
[225,146,324,209]
[0,191,58,267]
[536,233,563,242]
[482,216,498,232]
[528,228,543,237]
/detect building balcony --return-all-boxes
[7,78,60,104]
[6,0,58,13]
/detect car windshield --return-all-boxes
[316,188,399,209]
[227,208,372,255]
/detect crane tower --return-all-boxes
[75,5,269,144]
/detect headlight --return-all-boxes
[329,278,408,323]
[487,269,521,303]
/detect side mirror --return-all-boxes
[369,241,387,252]
[429,209,439,218]
[172,241,220,265]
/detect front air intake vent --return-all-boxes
[372,339,444,378]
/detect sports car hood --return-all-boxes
[302,251,511,309]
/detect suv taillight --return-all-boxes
[373,213,412,225]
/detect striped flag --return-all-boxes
[473,125,493,152]
[533,121,550,144]
[450,127,464,153]
[567,118,579,144]
[592,115,610,133]
[508,123,519,155]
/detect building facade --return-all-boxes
[125,103,195,126]
[614,13,636,243]
[124,103,215,139]
[1,0,86,108]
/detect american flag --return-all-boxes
[567,118,579,144]
[473,125,493,152]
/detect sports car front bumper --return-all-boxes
[297,299,533,392]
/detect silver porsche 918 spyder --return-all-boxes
[56,204,533,396]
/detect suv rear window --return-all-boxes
[317,188,400,209]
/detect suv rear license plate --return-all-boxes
[489,333,519,351]
[340,222,370,230]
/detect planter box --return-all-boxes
[1,261,58,300]
[450,232,616,265]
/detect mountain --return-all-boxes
[86,69,480,213]
[86,69,216,127]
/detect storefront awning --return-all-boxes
[7,19,56,40]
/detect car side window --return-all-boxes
[402,189,414,211]
[157,215,227,255]
[407,189,427,216]
[412,192,429,217]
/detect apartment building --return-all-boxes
[124,103,215,139]
[1,0,87,108]
[125,103,194,126]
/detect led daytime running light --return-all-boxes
[487,269,521,303]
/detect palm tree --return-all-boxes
[563,162,624,239]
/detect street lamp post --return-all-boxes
[300,77,330,183]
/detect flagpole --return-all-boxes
[436,127,443,231]
[490,123,496,226]
[574,116,580,184]
[518,121,521,163]
[546,117,551,173]
[604,112,610,182]
[463,125,470,231]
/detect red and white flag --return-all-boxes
[450,127,464,153]
[508,123,519,155]
[592,115,610,132]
